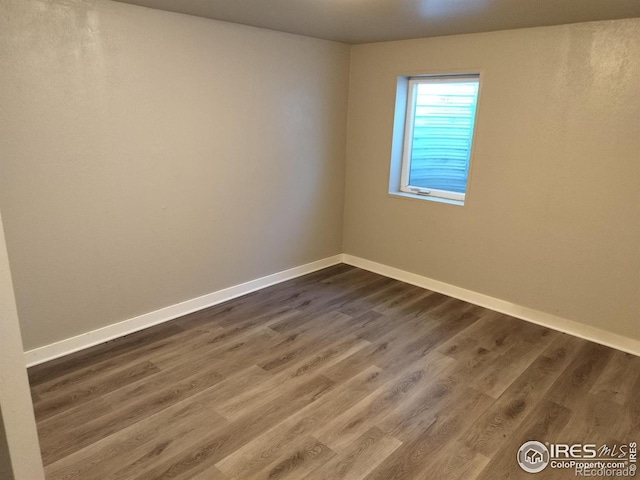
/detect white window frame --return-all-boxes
[400,74,480,203]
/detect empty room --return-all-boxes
[1,0,640,479]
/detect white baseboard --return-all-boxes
[26,252,639,367]
[24,255,343,367]
[343,254,640,357]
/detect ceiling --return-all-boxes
[112,0,640,44]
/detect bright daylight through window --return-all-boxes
[400,74,480,204]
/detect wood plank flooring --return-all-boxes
[28,265,640,479]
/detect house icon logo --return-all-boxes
[518,441,550,473]
[526,449,543,463]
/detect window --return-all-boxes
[399,74,480,204]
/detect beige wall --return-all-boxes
[344,19,640,341]
[0,209,45,480]
[0,0,350,350]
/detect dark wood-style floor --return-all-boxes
[29,265,640,479]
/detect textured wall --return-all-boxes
[344,19,640,340]
[0,0,350,350]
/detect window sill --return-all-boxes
[388,190,465,206]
